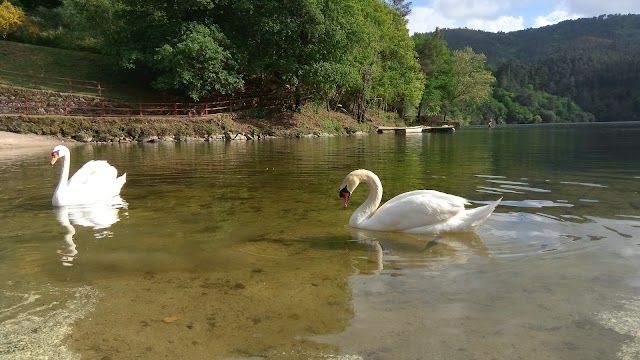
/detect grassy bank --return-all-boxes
[0,40,158,100]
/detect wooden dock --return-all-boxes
[376,125,456,134]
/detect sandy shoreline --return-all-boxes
[0,131,73,159]
[0,131,70,149]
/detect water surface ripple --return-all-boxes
[1,123,640,359]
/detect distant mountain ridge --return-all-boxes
[438,14,640,121]
[441,14,640,65]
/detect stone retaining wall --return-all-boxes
[0,85,102,116]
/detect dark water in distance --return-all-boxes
[1,122,639,359]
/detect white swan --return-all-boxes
[339,169,501,233]
[50,145,127,206]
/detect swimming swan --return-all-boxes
[339,169,501,233]
[50,145,127,206]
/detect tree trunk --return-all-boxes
[294,85,301,112]
[356,92,366,122]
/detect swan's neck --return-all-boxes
[350,171,383,227]
[54,155,71,202]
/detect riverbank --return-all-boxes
[0,108,382,144]
[0,130,74,160]
[0,84,405,143]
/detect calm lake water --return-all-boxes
[1,122,639,360]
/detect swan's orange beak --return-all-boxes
[339,186,350,208]
[50,153,59,166]
[341,193,349,208]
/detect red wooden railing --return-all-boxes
[0,69,293,117]
[0,94,289,117]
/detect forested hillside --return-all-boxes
[441,14,640,122]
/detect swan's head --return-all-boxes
[51,145,70,166]
[340,170,364,208]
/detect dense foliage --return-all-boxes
[4,0,626,124]
[412,31,498,125]
[6,0,426,118]
[441,14,640,122]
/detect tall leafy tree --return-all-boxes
[222,0,363,109]
[350,0,423,120]
[441,47,494,123]
[412,29,454,120]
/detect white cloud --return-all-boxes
[467,15,524,32]
[563,0,640,16]
[407,0,640,34]
[534,9,580,28]
[407,0,526,33]
[407,6,459,34]
[433,0,511,19]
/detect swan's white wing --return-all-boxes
[363,190,468,231]
[68,160,118,188]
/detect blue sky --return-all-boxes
[407,0,640,34]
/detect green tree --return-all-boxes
[412,29,454,120]
[153,24,243,101]
[367,4,423,118]
[57,0,120,49]
[442,47,494,123]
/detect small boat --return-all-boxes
[376,125,455,134]
[376,126,424,134]
[423,125,456,133]
[395,126,424,134]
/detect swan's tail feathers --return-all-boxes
[462,197,502,231]
[114,173,127,193]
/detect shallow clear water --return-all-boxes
[1,123,639,359]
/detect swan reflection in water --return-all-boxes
[55,196,128,266]
[349,228,490,274]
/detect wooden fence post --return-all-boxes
[175,103,178,116]
[139,103,143,116]
[102,102,106,117]
[25,100,29,115]
[64,101,68,115]
[97,83,102,95]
